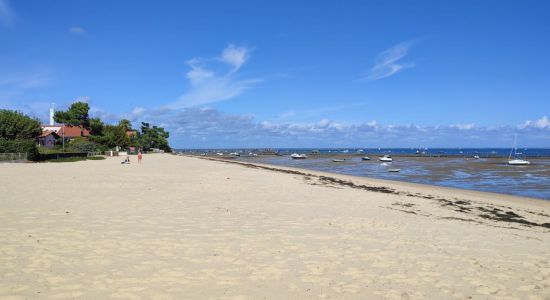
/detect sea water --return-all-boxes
[179,148,550,200]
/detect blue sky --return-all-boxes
[1,0,549,148]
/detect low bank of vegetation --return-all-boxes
[0,101,171,161]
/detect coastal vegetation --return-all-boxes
[53,102,171,153]
[0,102,171,161]
[53,102,91,134]
[45,156,106,163]
[0,110,41,160]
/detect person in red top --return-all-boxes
[138,150,143,164]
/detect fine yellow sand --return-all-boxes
[1,154,549,299]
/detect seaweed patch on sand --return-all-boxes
[196,156,550,230]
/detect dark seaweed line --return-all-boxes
[425,196,550,229]
[197,156,550,229]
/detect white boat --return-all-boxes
[230,152,240,157]
[290,153,307,159]
[379,155,393,162]
[361,156,371,161]
[473,155,480,159]
[332,159,346,162]
[507,135,530,165]
[388,168,401,172]
[508,159,530,165]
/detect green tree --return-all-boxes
[0,110,42,140]
[54,102,90,134]
[118,119,132,131]
[89,117,104,136]
[98,125,130,149]
[140,122,171,151]
[0,110,41,160]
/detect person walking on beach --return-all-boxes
[138,150,143,164]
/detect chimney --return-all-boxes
[49,104,55,125]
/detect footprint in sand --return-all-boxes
[476,285,499,295]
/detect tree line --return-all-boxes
[0,102,171,160]
[53,102,171,152]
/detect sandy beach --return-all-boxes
[1,154,549,299]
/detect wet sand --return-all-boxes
[232,154,550,199]
[1,154,549,299]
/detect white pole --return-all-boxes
[49,104,55,126]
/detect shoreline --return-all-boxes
[177,149,550,159]
[187,153,550,201]
[1,154,549,298]
[186,155,550,230]
[191,155,550,204]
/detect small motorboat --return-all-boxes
[473,155,480,159]
[230,152,240,157]
[290,153,307,159]
[332,159,346,162]
[379,155,393,162]
[361,156,371,161]
[388,168,401,172]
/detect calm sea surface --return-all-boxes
[179,148,550,200]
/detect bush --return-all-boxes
[46,156,106,163]
[0,139,40,161]
[68,137,101,153]
[0,110,42,140]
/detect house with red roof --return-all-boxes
[37,130,60,148]
[41,125,90,138]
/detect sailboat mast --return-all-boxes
[509,134,517,160]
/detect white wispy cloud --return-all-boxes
[519,116,549,130]
[450,123,475,130]
[170,44,260,108]
[0,0,14,26]
[363,42,414,81]
[220,44,249,72]
[108,101,550,148]
[69,26,87,34]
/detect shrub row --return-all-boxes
[0,139,40,161]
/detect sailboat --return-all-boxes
[508,135,530,165]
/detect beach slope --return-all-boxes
[1,154,549,299]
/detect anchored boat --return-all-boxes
[290,153,307,159]
[379,155,393,162]
[507,136,530,165]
